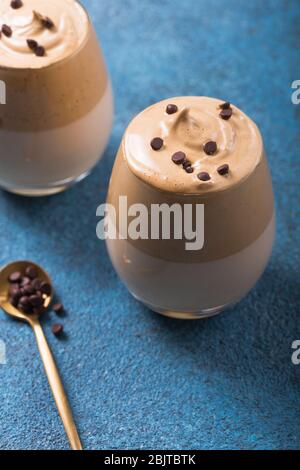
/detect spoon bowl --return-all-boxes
[0,260,53,322]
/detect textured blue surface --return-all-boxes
[0,0,299,450]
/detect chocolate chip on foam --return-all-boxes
[219,101,231,110]
[34,45,46,57]
[166,104,178,115]
[183,160,194,173]
[41,16,55,30]
[2,24,12,37]
[220,108,233,120]
[27,39,38,51]
[204,141,217,156]
[217,164,230,176]
[172,151,187,165]
[10,0,23,9]
[197,172,211,182]
[150,137,164,151]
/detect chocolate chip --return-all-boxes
[29,295,43,309]
[197,172,211,182]
[34,46,45,57]
[220,101,231,110]
[172,151,186,165]
[203,141,217,156]
[217,164,230,176]
[10,0,23,8]
[20,276,31,287]
[150,137,163,151]
[41,17,55,29]
[8,271,22,283]
[18,296,32,313]
[182,160,194,173]
[31,278,42,290]
[166,104,178,115]
[9,284,21,297]
[52,324,63,336]
[9,287,22,307]
[27,39,38,51]
[21,285,36,296]
[25,266,38,279]
[53,303,64,314]
[10,295,20,308]
[2,25,12,37]
[220,108,233,120]
[40,282,51,295]
[185,166,194,174]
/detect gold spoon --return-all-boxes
[0,260,82,451]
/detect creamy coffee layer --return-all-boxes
[0,27,108,131]
[124,96,263,194]
[108,147,274,262]
[0,0,88,68]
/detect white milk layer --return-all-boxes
[106,214,275,316]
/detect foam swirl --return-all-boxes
[0,0,88,68]
[124,96,263,194]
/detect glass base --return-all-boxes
[0,170,91,197]
[134,295,235,320]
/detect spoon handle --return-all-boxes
[31,319,82,450]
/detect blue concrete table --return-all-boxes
[0,0,299,450]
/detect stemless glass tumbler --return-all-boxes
[0,0,113,196]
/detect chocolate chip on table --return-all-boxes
[197,172,211,182]
[25,265,38,279]
[203,141,217,156]
[34,45,46,57]
[172,151,186,165]
[150,137,163,151]
[220,101,231,110]
[8,271,22,283]
[52,323,63,337]
[27,39,38,51]
[217,164,230,176]
[166,104,178,115]
[220,108,233,120]
[40,282,51,295]
[53,303,64,314]
[11,0,23,8]
[2,24,12,37]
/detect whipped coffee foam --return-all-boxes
[124,97,263,194]
[0,0,88,68]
